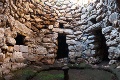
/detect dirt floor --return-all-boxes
[4,62,120,80]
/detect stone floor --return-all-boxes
[2,60,120,80]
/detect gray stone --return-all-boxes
[69,52,75,58]
[19,45,28,53]
[109,12,119,23]
[88,35,95,40]
[86,39,95,44]
[82,7,87,13]
[89,44,99,49]
[96,2,103,9]
[96,15,102,22]
[91,50,96,55]
[63,29,73,35]
[109,60,117,65]
[110,30,118,39]
[85,22,101,32]
[87,15,97,21]
[81,14,87,20]
[87,5,94,12]
[106,40,117,46]
[66,35,76,38]
[102,26,113,34]
[66,40,77,45]
[52,28,63,33]
[0,37,4,47]
[68,46,75,51]
[74,31,82,35]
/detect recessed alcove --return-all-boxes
[15,34,25,45]
[59,23,64,28]
[56,33,68,59]
[90,18,97,24]
[93,28,109,61]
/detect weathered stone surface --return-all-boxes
[43,38,52,43]
[66,40,77,45]
[0,28,4,37]
[35,46,47,54]
[109,60,117,65]
[7,46,14,53]
[102,26,113,34]
[14,45,20,52]
[109,12,119,23]
[19,45,28,53]
[0,53,5,62]
[12,52,24,62]
[6,37,16,46]
[52,28,63,33]
[43,43,56,48]
[63,29,73,35]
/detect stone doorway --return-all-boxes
[15,34,25,45]
[93,28,109,61]
[56,33,68,59]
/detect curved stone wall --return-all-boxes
[0,0,120,75]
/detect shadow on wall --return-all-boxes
[116,0,120,10]
[56,33,69,59]
[93,28,109,61]
[15,34,25,45]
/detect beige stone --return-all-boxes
[6,37,16,46]
[7,46,14,53]
[0,53,5,62]
[35,46,47,54]
[0,28,4,37]
[12,52,24,62]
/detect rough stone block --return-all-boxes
[0,37,4,47]
[0,28,4,37]
[63,29,73,35]
[12,52,24,62]
[14,45,20,52]
[19,45,28,53]
[42,38,52,43]
[0,53,5,62]
[8,46,14,53]
[35,46,47,54]
[6,37,16,46]
[66,40,77,45]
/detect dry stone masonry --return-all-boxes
[0,0,120,75]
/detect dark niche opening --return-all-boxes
[116,0,120,10]
[59,23,64,28]
[56,33,68,59]
[94,28,109,61]
[15,34,25,45]
[90,18,97,24]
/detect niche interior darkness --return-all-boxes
[56,33,68,59]
[15,34,25,45]
[94,29,109,60]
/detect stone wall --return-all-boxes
[0,0,120,75]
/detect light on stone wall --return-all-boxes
[70,0,96,6]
